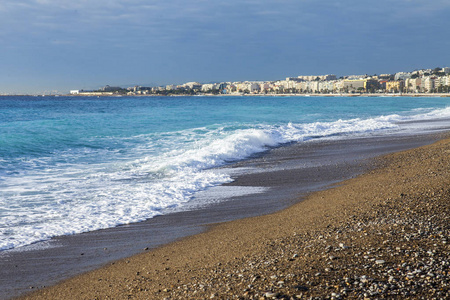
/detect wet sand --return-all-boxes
[5,130,450,299]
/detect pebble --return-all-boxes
[264,291,278,298]
[120,146,450,300]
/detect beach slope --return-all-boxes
[20,137,449,299]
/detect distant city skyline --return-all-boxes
[67,67,450,96]
[0,0,449,95]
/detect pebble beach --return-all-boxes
[18,134,450,299]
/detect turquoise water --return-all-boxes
[1,95,449,250]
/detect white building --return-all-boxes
[394,72,412,81]
[333,80,344,92]
[405,78,421,92]
[183,82,202,90]
[201,83,219,92]
[297,74,336,81]
[317,81,335,92]
[346,75,367,80]
[259,83,271,92]
[300,81,319,93]
[421,77,435,92]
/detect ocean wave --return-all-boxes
[1,105,449,251]
[409,105,450,120]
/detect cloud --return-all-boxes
[1,0,449,93]
[2,0,448,63]
[2,0,447,47]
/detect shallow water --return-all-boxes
[1,119,449,299]
[1,95,449,251]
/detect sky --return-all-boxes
[0,0,449,94]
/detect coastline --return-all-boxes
[14,130,450,299]
[62,92,450,97]
[2,92,446,97]
[210,93,450,98]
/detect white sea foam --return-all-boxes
[410,105,450,120]
[1,106,449,251]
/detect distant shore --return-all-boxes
[62,92,450,97]
[19,131,450,299]
[1,92,448,97]
[218,93,450,98]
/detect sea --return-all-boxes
[1,95,449,252]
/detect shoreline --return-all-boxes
[204,93,450,98]
[62,92,450,97]
[14,131,450,299]
[2,93,449,98]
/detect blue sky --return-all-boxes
[0,0,449,94]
